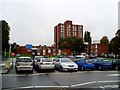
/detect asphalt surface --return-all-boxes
[1,63,120,90]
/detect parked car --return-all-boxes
[74,58,95,71]
[33,56,44,67]
[55,58,78,71]
[75,55,85,59]
[111,59,120,70]
[35,58,55,71]
[15,57,33,73]
[94,58,112,70]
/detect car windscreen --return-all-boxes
[61,58,72,62]
[86,59,94,63]
[42,58,52,62]
[17,58,32,62]
[75,58,84,62]
[103,60,111,63]
[35,57,41,60]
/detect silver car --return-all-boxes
[15,57,33,73]
[55,58,78,71]
[35,58,55,71]
[33,56,44,67]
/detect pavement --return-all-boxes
[0,58,15,74]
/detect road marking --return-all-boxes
[98,80,120,83]
[29,73,46,76]
[18,86,34,89]
[3,74,26,76]
[90,71,118,73]
[71,81,96,87]
[100,85,119,89]
[107,74,120,77]
[35,86,69,88]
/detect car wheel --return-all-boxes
[81,67,84,71]
[30,70,33,73]
[59,66,63,72]
[115,66,119,70]
[99,66,102,70]
[51,69,55,72]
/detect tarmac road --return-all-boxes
[1,65,120,90]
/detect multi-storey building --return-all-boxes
[54,20,83,49]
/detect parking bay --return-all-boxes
[2,66,119,89]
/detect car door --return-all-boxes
[75,59,83,68]
[36,59,41,68]
[55,59,60,69]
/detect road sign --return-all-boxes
[26,44,32,49]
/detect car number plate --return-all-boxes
[22,64,28,66]
[45,63,51,65]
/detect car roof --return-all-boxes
[75,55,85,58]
[35,56,44,57]
[18,57,31,59]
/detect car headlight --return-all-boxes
[74,64,78,68]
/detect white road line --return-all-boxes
[98,80,120,83]
[3,74,26,76]
[71,81,97,87]
[107,74,120,77]
[29,73,46,76]
[90,71,118,73]
[18,86,34,89]
[35,86,69,88]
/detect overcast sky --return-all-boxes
[0,0,119,46]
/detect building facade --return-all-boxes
[87,44,109,56]
[16,45,59,57]
[54,20,83,49]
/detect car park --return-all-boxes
[15,57,33,73]
[74,58,95,71]
[35,58,55,71]
[94,58,112,70]
[55,58,78,71]
[111,59,120,70]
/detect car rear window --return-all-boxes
[103,60,111,63]
[61,58,72,62]
[17,58,32,62]
[86,59,93,63]
[42,58,52,62]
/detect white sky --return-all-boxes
[0,0,119,46]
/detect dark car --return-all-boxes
[74,58,95,71]
[111,59,120,70]
[94,58,112,70]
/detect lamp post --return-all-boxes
[9,43,11,58]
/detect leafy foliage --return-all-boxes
[100,36,109,45]
[84,31,92,44]
[1,20,10,52]
[58,37,85,53]
[109,30,120,54]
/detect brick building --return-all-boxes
[54,20,83,49]
[16,45,59,57]
[87,44,109,56]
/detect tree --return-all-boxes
[58,37,85,53]
[1,20,10,52]
[109,30,120,55]
[100,36,109,45]
[84,31,92,44]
